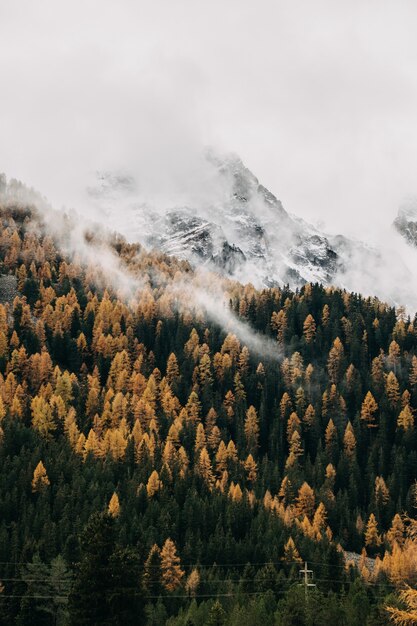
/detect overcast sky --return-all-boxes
[1,0,417,238]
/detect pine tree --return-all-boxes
[303,314,316,343]
[386,371,400,407]
[197,447,215,489]
[31,460,50,492]
[360,391,378,428]
[147,470,162,497]
[303,404,315,428]
[296,482,315,519]
[160,538,184,592]
[69,512,115,625]
[312,502,328,540]
[31,395,56,439]
[271,310,287,344]
[244,405,259,452]
[397,405,414,431]
[185,568,200,597]
[166,353,180,385]
[327,337,344,384]
[387,514,405,547]
[343,421,356,458]
[207,600,227,626]
[286,431,303,467]
[364,513,381,550]
[194,422,207,453]
[283,537,302,563]
[374,476,390,506]
[108,492,120,517]
[410,355,417,389]
[244,454,258,483]
[143,544,162,596]
[322,304,330,327]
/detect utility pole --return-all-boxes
[299,561,316,600]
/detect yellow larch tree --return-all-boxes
[327,337,344,384]
[83,428,101,460]
[228,482,243,503]
[371,354,385,393]
[365,513,381,549]
[312,502,328,540]
[287,412,301,445]
[31,461,50,492]
[278,475,293,506]
[387,513,405,548]
[321,304,330,327]
[296,482,315,520]
[244,405,259,452]
[387,340,401,373]
[386,371,400,408]
[397,405,414,431]
[343,421,356,459]
[147,470,162,497]
[177,446,189,478]
[31,396,56,439]
[185,391,201,423]
[303,314,316,343]
[303,404,315,428]
[205,407,217,436]
[207,425,221,451]
[196,447,215,490]
[108,492,120,517]
[325,419,338,456]
[374,476,390,507]
[280,392,293,420]
[286,430,303,468]
[360,391,379,428]
[271,309,287,344]
[244,454,258,483]
[185,568,200,597]
[160,538,184,591]
[215,441,228,476]
[194,422,207,454]
[409,355,417,389]
[402,390,411,408]
[283,537,302,563]
[226,440,238,464]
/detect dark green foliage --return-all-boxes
[0,206,413,624]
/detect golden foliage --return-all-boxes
[31,460,50,492]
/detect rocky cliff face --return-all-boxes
[393,203,417,248]
[89,152,348,289]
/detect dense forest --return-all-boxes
[0,199,415,624]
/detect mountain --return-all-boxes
[87,152,353,289]
[88,153,417,311]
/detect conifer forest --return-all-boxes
[0,202,413,624]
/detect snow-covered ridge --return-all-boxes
[88,152,349,289]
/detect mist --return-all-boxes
[2,0,417,310]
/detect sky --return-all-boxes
[1,0,417,239]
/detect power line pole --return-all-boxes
[299,561,315,600]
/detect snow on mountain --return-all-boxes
[88,151,350,289]
[86,151,417,311]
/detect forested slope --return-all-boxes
[0,204,415,624]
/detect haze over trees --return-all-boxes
[0,203,415,623]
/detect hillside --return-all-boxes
[0,202,415,624]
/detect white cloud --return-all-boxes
[1,0,417,307]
